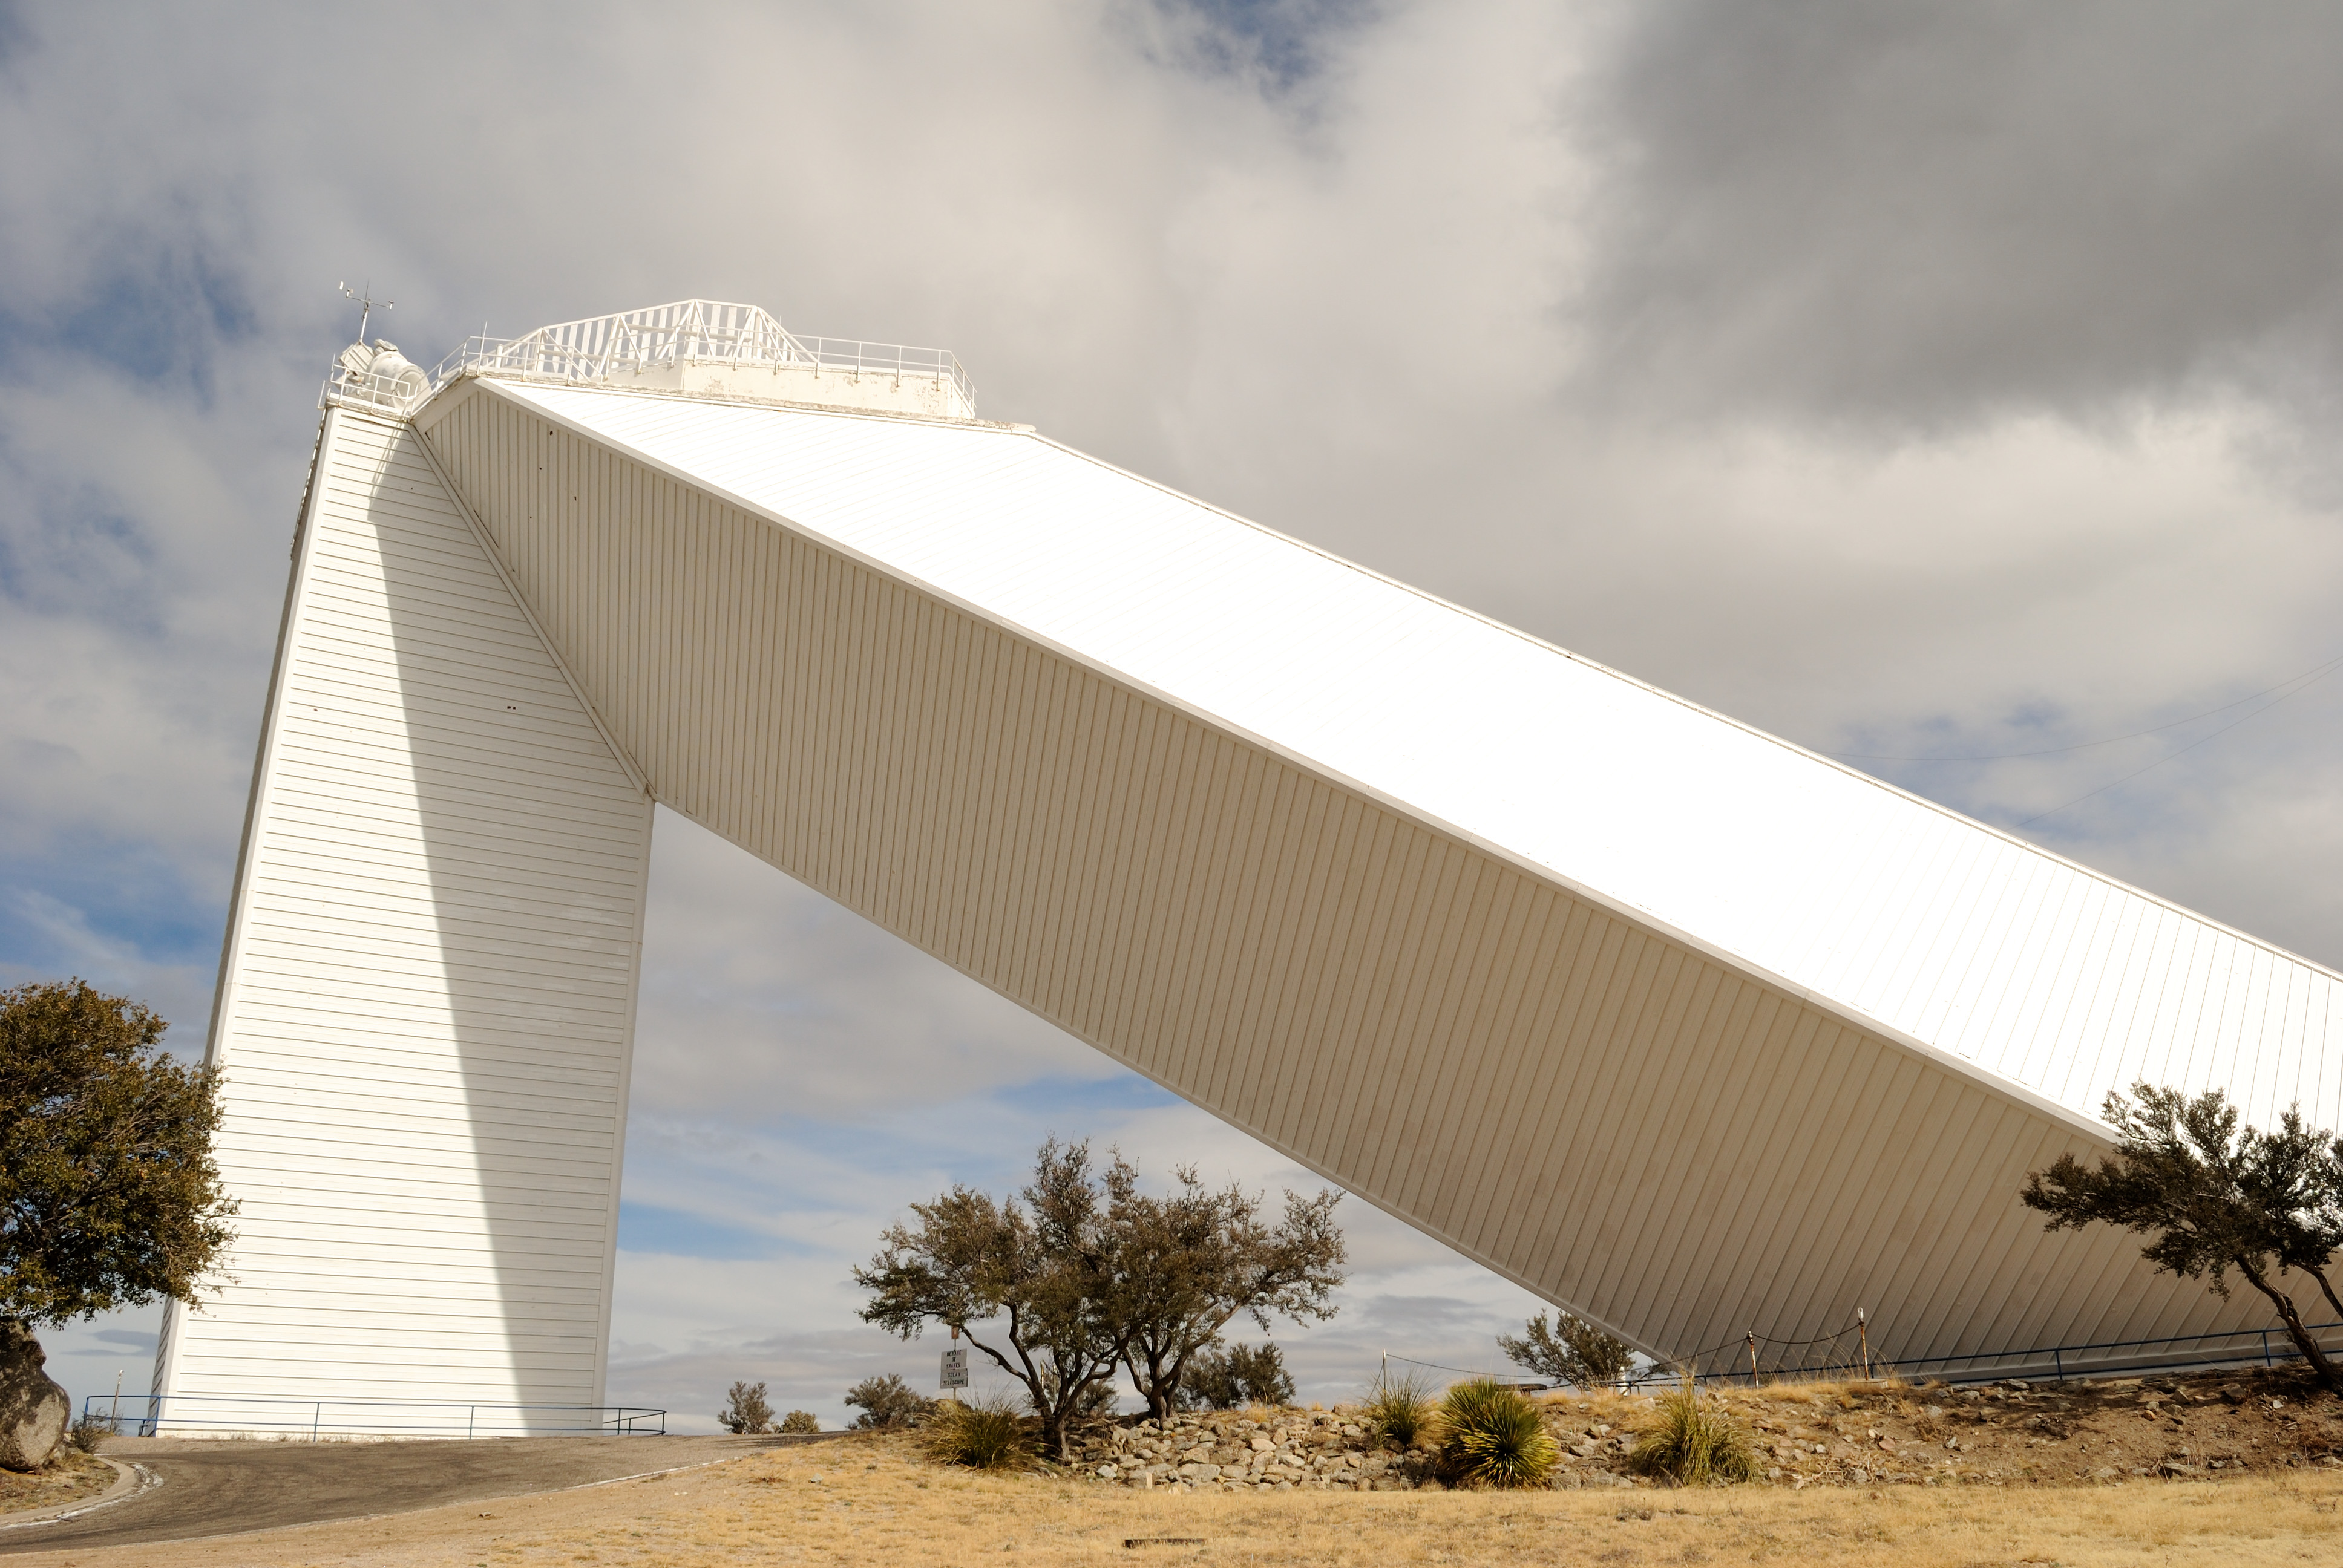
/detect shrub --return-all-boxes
[778,1410,820,1434]
[1361,1368,1439,1447]
[1497,1310,1636,1391]
[923,1390,1032,1469]
[67,1413,112,1454]
[1630,1377,1758,1485]
[1180,1342,1295,1410]
[718,1380,773,1434]
[1435,1377,1558,1489]
[845,1373,937,1430]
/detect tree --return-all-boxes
[1107,1163,1345,1421]
[2,981,237,1327]
[856,1138,1135,1463]
[1179,1341,1295,1410]
[1498,1309,1636,1391]
[2022,1083,2342,1393]
[844,1373,936,1429]
[2255,1108,2343,1323]
[718,1379,773,1434]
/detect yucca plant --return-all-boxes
[1362,1368,1439,1447]
[922,1390,1034,1469]
[1629,1375,1757,1485]
[1434,1377,1559,1489]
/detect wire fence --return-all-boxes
[1386,1315,2343,1395]
[84,1393,666,1440]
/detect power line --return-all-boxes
[2014,662,2343,828]
[1824,652,2343,762]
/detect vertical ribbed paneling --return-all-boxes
[157,407,652,1426]
[421,384,2254,1368]
[435,379,2343,1154]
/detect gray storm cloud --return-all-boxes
[1583,2,2343,426]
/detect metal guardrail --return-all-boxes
[1651,1318,2343,1391]
[85,1393,666,1439]
[315,301,977,420]
[426,299,975,414]
[1390,1316,2343,1396]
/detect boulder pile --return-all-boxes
[1070,1404,1640,1491]
[1076,1407,1423,1490]
[1052,1367,2343,1492]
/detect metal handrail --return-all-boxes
[426,299,975,413]
[85,1392,666,1439]
[1637,1317,2343,1390]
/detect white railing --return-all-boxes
[427,298,976,414]
[87,1392,667,1439]
[321,339,430,414]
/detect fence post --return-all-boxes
[1747,1332,1760,1386]
[2263,1331,2273,1367]
[313,1402,322,1441]
[468,1406,476,1439]
[2053,1348,2063,1383]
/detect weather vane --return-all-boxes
[339,280,393,342]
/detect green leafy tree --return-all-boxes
[844,1373,936,1429]
[855,1138,1135,1463]
[1498,1309,1635,1391]
[718,1379,773,1433]
[2022,1083,2342,1393]
[2,981,237,1328]
[2254,1108,2343,1323]
[1108,1163,1345,1421]
[1178,1340,1294,1410]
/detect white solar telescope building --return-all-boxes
[154,298,2343,1426]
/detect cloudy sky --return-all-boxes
[7,1,2342,1429]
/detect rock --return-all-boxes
[1,1321,71,1473]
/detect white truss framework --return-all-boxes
[421,299,975,415]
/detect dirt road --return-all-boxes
[0,1432,828,1552]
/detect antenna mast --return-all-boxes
[339,280,394,342]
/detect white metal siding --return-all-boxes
[156,407,652,1423]
[465,382,2343,1143]
[415,380,2276,1368]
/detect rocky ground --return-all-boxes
[1069,1365,2343,1491]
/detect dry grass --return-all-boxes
[0,1447,115,1518]
[15,1432,2341,1568]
